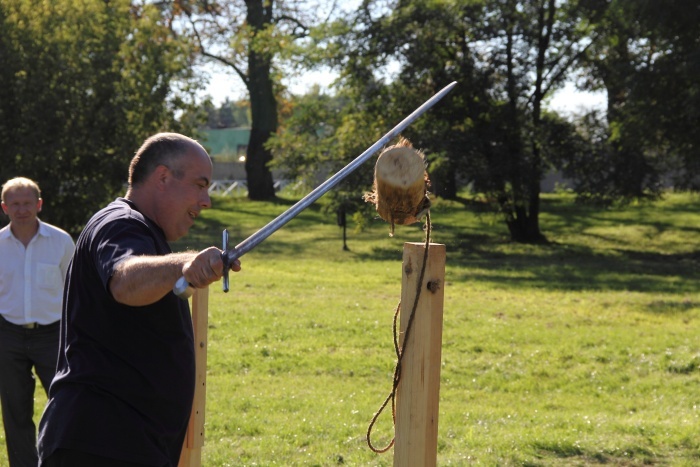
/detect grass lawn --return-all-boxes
[4,191,699,465]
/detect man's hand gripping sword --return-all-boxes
[173,81,458,299]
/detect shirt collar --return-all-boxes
[36,219,51,237]
[117,197,167,241]
[0,219,47,240]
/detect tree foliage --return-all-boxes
[574,0,700,202]
[263,0,700,242]
[0,0,200,234]
[267,83,386,219]
[296,0,607,242]
[5,0,694,242]
[269,1,489,222]
[191,98,252,129]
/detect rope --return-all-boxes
[366,211,433,453]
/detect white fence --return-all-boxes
[208,180,248,196]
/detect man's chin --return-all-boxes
[166,228,189,243]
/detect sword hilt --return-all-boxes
[173,228,230,300]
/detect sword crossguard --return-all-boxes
[222,229,230,293]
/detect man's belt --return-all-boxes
[0,315,58,329]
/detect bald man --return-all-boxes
[38,133,240,467]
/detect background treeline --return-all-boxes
[0,0,202,233]
[266,0,700,243]
[1,0,698,242]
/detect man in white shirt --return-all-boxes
[0,177,75,467]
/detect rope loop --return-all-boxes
[366,212,432,453]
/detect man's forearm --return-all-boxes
[110,252,197,306]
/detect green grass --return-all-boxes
[6,192,700,465]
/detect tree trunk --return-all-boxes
[244,0,276,200]
[429,158,457,199]
[508,0,553,244]
[245,127,275,200]
[505,180,546,244]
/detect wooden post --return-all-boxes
[394,243,445,467]
[179,286,209,467]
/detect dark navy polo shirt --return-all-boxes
[38,198,195,466]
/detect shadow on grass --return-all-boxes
[170,195,323,252]
[361,208,700,295]
[169,194,700,296]
[646,299,700,314]
[444,245,699,294]
[529,439,658,465]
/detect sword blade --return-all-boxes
[174,81,457,299]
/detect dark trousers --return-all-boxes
[0,315,59,467]
[42,449,149,467]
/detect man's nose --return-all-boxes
[200,192,212,209]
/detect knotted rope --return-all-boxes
[366,211,433,453]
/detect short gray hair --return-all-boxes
[128,133,204,187]
[2,177,41,203]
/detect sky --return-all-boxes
[201,64,606,117]
[547,81,606,116]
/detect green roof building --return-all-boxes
[200,128,250,161]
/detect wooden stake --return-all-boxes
[394,243,445,467]
[179,286,209,467]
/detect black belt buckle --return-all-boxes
[21,322,39,329]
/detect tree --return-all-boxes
[330,0,604,242]
[468,0,606,242]
[577,0,700,199]
[342,0,493,201]
[170,0,336,200]
[180,97,252,129]
[0,0,199,234]
[268,86,345,183]
[267,84,381,221]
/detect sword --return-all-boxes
[174,81,457,299]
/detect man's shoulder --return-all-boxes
[82,198,156,244]
[0,224,12,245]
[85,198,144,230]
[78,198,166,258]
[38,220,73,242]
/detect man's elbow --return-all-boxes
[109,274,167,307]
[109,275,134,305]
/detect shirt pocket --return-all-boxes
[37,262,63,291]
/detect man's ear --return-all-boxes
[153,165,170,191]
[1,202,8,216]
[37,197,43,212]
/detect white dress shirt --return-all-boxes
[0,219,75,325]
